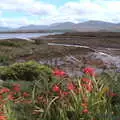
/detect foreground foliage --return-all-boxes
[0,61,52,81]
[0,62,120,120]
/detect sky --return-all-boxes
[0,0,120,28]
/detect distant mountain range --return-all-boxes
[1,20,120,32]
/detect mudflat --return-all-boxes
[0,32,120,65]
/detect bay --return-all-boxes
[0,32,62,39]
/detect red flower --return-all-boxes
[86,84,93,92]
[9,91,16,95]
[13,84,20,87]
[82,109,89,114]
[53,69,66,77]
[67,83,75,90]
[8,94,15,101]
[62,91,69,96]
[23,92,30,97]
[60,91,69,97]
[83,67,95,76]
[13,84,21,92]
[108,91,117,97]
[82,84,93,92]
[52,85,60,92]
[82,78,92,84]
[0,88,10,94]
[0,112,4,115]
[0,115,7,120]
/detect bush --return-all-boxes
[0,61,52,81]
[0,56,10,65]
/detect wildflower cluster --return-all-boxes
[0,84,31,120]
[0,67,118,120]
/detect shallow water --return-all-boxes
[0,32,63,39]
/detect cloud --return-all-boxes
[0,0,120,27]
[56,0,120,23]
[0,0,57,16]
[37,0,120,25]
[0,18,30,27]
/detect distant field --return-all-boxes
[0,37,93,64]
[45,32,120,49]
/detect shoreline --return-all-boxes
[0,32,119,76]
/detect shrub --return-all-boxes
[0,55,10,65]
[0,61,52,81]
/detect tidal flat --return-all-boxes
[0,32,120,76]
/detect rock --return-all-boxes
[86,52,120,69]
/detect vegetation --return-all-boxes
[0,32,120,119]
[0,40,21,47]
[0,61,52,81]
[0,61,120,120]
[0,56,10,65]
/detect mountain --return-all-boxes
[17,22,76,31]
[17,21,120,32]
[76,20,117,31]
[0,20,120,32]
[49,22,76,30]
[18,24,48,30]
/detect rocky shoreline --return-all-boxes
[0,32,120,76]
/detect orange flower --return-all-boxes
[67,83,75,90]
[53,69,66,77]
[81,84,93,92]
[59,91,69,98]
[83,67,95,76]
[0,112,4,115]
[108,91,117,97]
[86,84,93,92]
[52,85,60,92]
[62,91,69,96]
[9,92,16,95]
[82,109,89,114]
[23,92,30,97]
[0,88,10,94]
[0,115,7,120]
[13,84,20,92]
[8,94,15,101]
[13,84,21,88]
